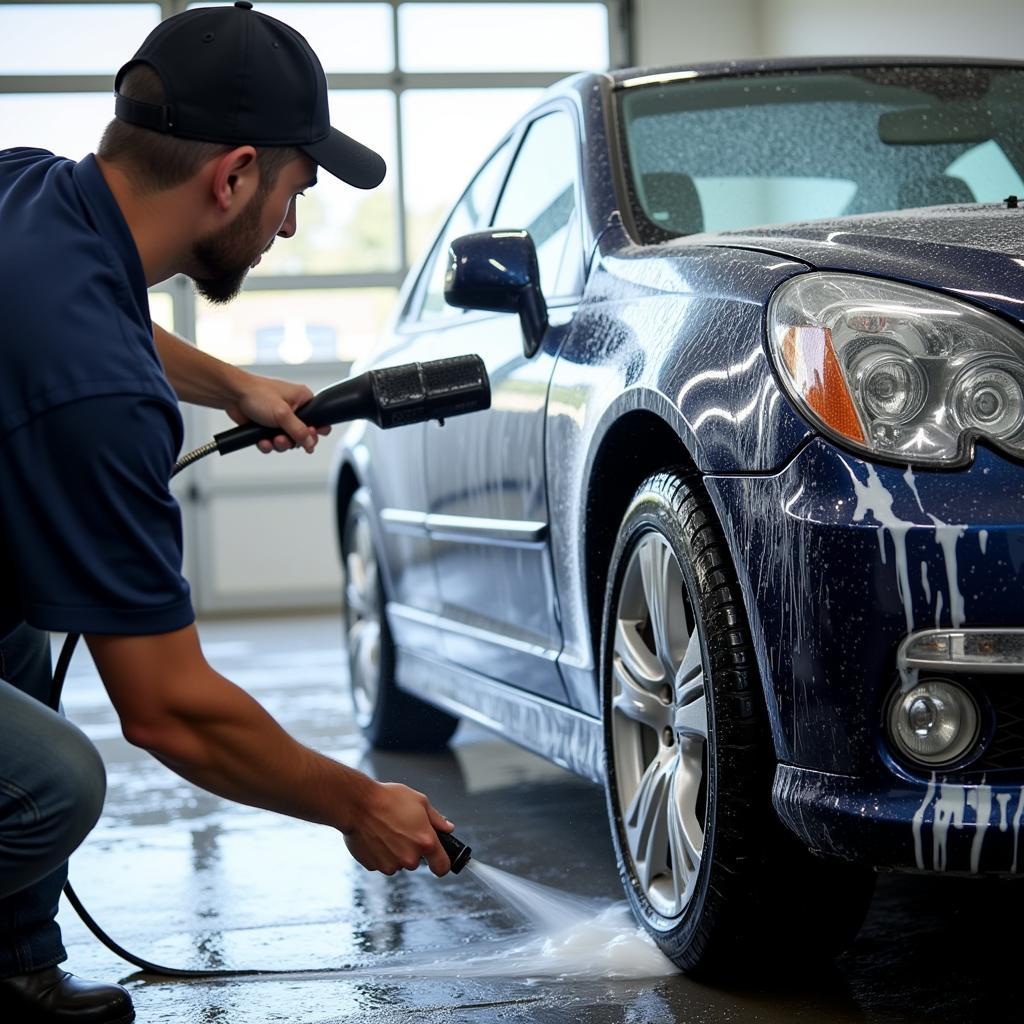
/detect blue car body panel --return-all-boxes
[336,57,1024,876]
[716,208,1024,324]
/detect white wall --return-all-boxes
[762,0,1024,60]
[632,0,763,67]
[633,0,1024,67]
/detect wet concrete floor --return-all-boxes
[56,613,1023,1023]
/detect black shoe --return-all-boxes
[0,967,134,1023]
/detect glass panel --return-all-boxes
[187,3,392,71]
[946,139,1024,200]
[493,111,581,298]
[0,94,115,160]
[401,88,541,260]
[414,137,513,323]
[399,3,608,72]
[195,288,396,366]
[0,4,160,74]
[619,67,1024,240]
[688,177,859,233]
[253,90,398,275]
[148,291,174,333]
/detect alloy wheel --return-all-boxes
[344,508,382,728]
[610,530,709,919]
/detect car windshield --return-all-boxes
[617,65,1024,241]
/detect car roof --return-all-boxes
[606,55,1024,89]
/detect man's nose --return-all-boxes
[277,197,297,239]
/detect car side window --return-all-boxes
[491,109,582,301]
[413,138,513,324]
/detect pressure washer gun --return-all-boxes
[176,353,491,469]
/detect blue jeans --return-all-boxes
[0,625,106,977]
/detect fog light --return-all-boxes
[888,680,980,766]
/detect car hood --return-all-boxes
[688,204,1024,324]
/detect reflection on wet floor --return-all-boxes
[56,614,1024,1023]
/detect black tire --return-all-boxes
[342,487,459,750]
[601,469,874,978]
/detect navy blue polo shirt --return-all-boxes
[0,147,194,638]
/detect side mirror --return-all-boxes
[444,230,549,358]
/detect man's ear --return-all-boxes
[209,146,259,213]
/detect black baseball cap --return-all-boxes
[113,0,386,189]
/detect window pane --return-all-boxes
[946,140,1024,200]
[493,111,580,297]
[399,3,608,72]
[187,3,392,71]
[620,68,1024,237]
[253,91,398,276]
[0,94,114,160]
[0,4,159,74]
[148,292,174,333]
[685,177,858,234]
[401,89,541,260]
[415,137,512,322]
[195,288,396,366]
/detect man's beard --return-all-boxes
[190,189,269,305]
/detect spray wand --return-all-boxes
[437,829,472,874]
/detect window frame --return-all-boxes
[399,129,515,329]
[489,102,587,306]
[0,0,627,365]
[399,96,587,332]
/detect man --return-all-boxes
[0,5,454,1022]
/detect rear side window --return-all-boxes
[492,110,583,300]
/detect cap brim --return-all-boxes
[303,127,386,190]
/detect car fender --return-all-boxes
[332,424,401,607]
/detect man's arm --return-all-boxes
[152,322,327,453]
[86,625,453,876]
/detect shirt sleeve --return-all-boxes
[0,393,194,635]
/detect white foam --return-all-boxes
[449,860,680,980]
[927,514,967,628]
[904,465,925,513]
[846,462,915,635]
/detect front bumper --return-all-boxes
[705,437,1024,775]
[705,438,1024,871]
[774,764,1024,876]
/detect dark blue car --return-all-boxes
[333,57,1024,974]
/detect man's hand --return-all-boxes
[151,323,329,453]
[225,371,331,454]
[344,782,455,877]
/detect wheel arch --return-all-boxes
[581,407,700,675]
[578,402,783,759]
[334,459,362,556]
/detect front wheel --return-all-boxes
[601,469,873,977]
[342,487,459,750]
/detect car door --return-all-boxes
[422,106,585,702]
[366,139,514,656]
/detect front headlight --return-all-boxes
[767,273,1024,467]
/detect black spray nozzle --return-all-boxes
[213,354,491,456]
[437,829,472,875]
